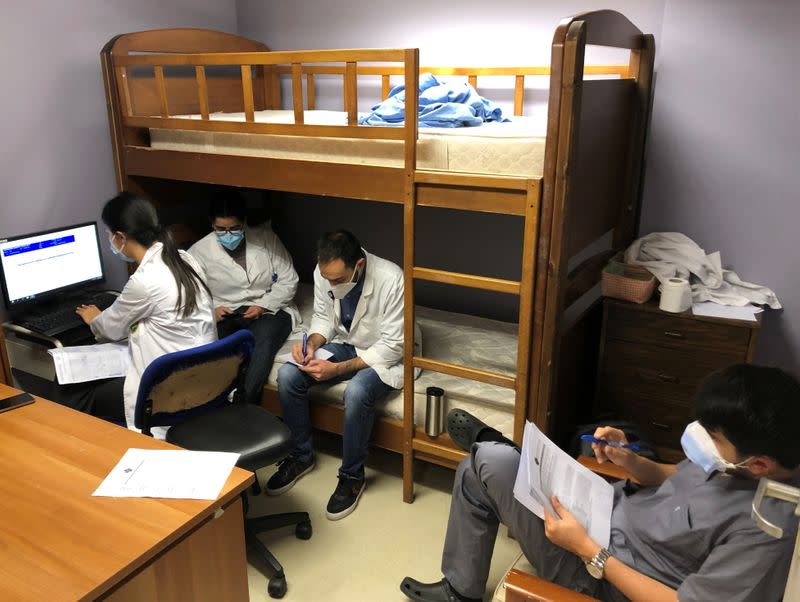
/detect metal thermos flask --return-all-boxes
[424,386,445,437]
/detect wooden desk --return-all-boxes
[0,384,254,601]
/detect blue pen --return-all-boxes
[581,435,641,452]
[301,332,308,365]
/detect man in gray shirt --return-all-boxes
[401,364,800,602]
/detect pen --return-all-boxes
[302,332,308,365]
[580,435,641,452]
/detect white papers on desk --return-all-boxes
[513,421,614,548]
[48,342,130,384]
[692,301,763,322]
[93,448,240,500]
[276,348,334,367]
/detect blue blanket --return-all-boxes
[359,73,508,128]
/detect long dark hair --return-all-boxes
[102,192,210,318]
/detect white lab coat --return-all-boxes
[90,243,216,436]
[309,250,409,389]
[188,223,300,327]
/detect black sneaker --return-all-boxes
[325,475,365,520]
[265,455,314,496]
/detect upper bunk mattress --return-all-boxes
[149,110,547,177]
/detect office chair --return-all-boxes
[134,330,311,599]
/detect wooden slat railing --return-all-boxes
[113,48,420,171]
[274,64,629,114]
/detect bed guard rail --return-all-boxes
[111,48,421,171]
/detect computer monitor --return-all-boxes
[0,222,105,309]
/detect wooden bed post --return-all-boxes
[402,48,420,504]
[614,34,655,249]
[101,36,128,191]
[532,21,586,434]
[529,11,655,441]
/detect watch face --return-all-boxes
[587,562,604,579]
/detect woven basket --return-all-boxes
[601,259,656,304]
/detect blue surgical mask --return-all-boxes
[680,421,752,474]
[216,230,244,251]
[109,236,135,263]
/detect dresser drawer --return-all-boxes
[598,340,743,408]
[605,304,751,352]
[613,399,692,450]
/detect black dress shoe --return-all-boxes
[399,577,480,602]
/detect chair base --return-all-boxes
[243,492,312,599]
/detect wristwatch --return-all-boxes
[586,547,611,579]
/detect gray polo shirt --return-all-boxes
[600,460,799,602]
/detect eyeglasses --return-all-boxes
[213,227,244,235]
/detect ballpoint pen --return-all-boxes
[301,332,308,365]
[580,435,641,452]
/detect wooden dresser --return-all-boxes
[596,298,760,461]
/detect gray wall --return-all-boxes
[640,0,800,372]
[0,0,236,319]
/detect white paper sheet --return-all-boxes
[276,348,334,367]
[48,342,130,384]
[513,421,614,548]
[692,301,762,322]
[93,448,240,500]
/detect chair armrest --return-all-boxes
[577,455,639,484]
[503,569,599,602]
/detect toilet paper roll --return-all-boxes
[659,277,692,313]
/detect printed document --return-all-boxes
[48,342,130,384]
[93,448,240,500]
[692,301,762,322]
[276,348,334,367]
[513,421,614,547]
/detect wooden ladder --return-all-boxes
[402,169,541,502]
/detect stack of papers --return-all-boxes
[93,448,240,500]
[48,342,130,384]
[513,421,614,547]
[691,302,763,322]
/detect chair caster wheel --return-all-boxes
[295,520,312,540]
[268,575,287,598]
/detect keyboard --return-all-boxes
[19,293,117,337]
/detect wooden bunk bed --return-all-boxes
[100,10,655,503]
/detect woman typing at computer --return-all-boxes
[74,192,216,437]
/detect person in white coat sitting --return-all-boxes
[267,230,404,520]
[189,191,299,404]
[76,192,216,437]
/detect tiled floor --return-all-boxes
[246,432,521,601]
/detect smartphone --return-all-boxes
[0,392,35,414]
[223,306,249,319]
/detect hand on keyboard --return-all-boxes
[76,304,101,325]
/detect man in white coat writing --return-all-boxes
[267,229,404,520]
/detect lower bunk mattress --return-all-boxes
[266,285,519,438]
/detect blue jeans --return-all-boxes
[277,343,393,480]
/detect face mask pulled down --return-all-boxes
[680,421,751,474]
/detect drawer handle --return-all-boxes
[663,330,685,339]
[658,373,679,383]
[651,422,672,431]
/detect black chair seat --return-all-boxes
[167,404,293,473]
